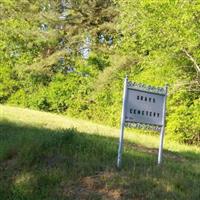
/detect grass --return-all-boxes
[0,105,200,200]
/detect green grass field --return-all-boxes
[0,105,199,200]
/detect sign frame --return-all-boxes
[117,76,168,168]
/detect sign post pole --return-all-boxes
[117,76,128,168]
[158,85,168,165]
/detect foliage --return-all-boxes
[114,0,200,144]
[0,0,199,144]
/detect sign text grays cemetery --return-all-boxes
[117,76,168,168]
[126,83,166,126]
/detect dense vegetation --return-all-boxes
[0,0,199,145]
[1,105,200,199]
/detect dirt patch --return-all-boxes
[60,171,124,200]
[126,142,187,162]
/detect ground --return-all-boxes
[0,105,199,200]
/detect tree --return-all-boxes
[117,0,200,78]
[116,0,200,144]
[0,0,118,101]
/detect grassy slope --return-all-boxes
[0,105,199,200]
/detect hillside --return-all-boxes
[0,105,199,199]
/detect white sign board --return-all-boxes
[117,76,168,168]
[125,89,165,126]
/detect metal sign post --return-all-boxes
[158,86,168,165]
[117,76,128,168]
[117,76,168,168]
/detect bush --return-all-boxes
[167,99,200,144]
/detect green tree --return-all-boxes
[116,0,200,144]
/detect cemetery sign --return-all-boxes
[117,76,168,168]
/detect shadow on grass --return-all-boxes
[0,120,199,200]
